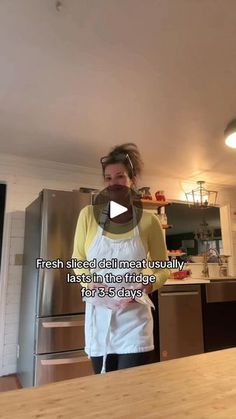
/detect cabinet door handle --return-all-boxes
[160,291,199,297]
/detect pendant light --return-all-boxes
[194,218,214,241]
[185,181,218,208]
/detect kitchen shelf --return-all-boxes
[168,252,186,257]
[136,199,170,209]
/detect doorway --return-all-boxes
[0,184,6,269]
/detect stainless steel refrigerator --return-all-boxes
[17,188,98,387]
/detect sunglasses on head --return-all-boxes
[100,153,134,175]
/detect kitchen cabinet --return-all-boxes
[202,280,236,352]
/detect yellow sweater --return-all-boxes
[72,205,170,292]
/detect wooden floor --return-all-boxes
[0,374,22,392]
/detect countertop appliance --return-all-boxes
[17,188,98,387]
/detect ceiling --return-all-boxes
[1,0,236,186]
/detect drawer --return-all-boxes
[206,282,236,303]
[34,350,93,386]
[36,314,85,354]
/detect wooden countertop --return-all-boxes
[0,348,236,418]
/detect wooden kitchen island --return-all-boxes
[0,348,235,418]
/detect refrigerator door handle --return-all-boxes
[42,320,84,328]
[40,357,88,365]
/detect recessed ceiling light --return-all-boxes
[225,132,236,148]
[224,119,236,148]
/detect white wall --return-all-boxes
[0,153,236,376]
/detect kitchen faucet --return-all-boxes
[202,248,222,278]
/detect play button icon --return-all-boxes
[110,201,128,219]
[93,185,143,234]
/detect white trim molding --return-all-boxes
[220,204,235,276]
[0,181,12,376]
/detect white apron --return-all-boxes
[84,207,154,373]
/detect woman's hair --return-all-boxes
[100,143,143,179]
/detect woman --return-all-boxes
[72,143,169,374]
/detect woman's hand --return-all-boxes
[137,283,153,294]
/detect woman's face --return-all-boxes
[104,163,133,188]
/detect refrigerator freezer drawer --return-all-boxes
[34,350,94,386]
[36,314,85,354]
